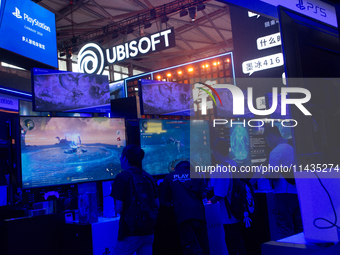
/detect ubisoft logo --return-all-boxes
[77,43,105,75]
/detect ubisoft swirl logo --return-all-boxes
[77,43,105,75]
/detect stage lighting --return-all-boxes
[144,22,152,29]
[180,9,188,17]
[161,16,169,23]
[127,26,134,34]
[188,7,196,21]
[197,4,206,11]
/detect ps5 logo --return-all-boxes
[296,0,326,17]
[12,7,22,19]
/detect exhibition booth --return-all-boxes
[0,0,340,254]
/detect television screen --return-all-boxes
[139,119,211,175]
[109,80,125,100]
[32,68,110,113]
[215,88,254,118]
[20,117,126,188]
[0,0,58,68]
[213,121,267,166]
[19,100,49,116]
[139,79,193,116]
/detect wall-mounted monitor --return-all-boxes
[139,79,193,116]
[139,119,211,175]
[20,117,126,188]
[109,80,125,100]
[19,100,49,116]
[0,0,58,69]
[32,68,110,113]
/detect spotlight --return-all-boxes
[202,65,205,68]
[71,37,77,46]
[188,7,196,21]
[226,58,230,63]
[71,47,79,54]
[197,4,206,12]
[144,22,152,29]
[112,32,119,39]
[150,9,156,18]
[213,62,217,66]
[205,64,209,68]
[188,67,193,72]
[178,70,183,75]
[180,9,188,17]
[167,73,171,77]
[126,26,134,34]
[157,75,161,80]
[161,16,169,23]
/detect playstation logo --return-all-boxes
[296,0,306,10]
[12,7,22,19]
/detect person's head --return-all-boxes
[174,160,193,171]
[212,138,230,163]
[120,144,145,170]
[263,125,285,149]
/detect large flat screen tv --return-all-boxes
[139,119,211,175]
[32,68,110,113]
[20,117,126,188]
[109,80,125,100]
[139,79,194,116]
[0,0,58,69]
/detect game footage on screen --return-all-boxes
[33,70,110,112]
[20,117,125,188]
[140,79,193,116]
[139,119,211,175]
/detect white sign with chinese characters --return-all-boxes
[242,53,284,75]
[257,32,281,50]
[260,0,337,27]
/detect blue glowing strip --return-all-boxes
[0,87,32,97]
[230,52,236,86]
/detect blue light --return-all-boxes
[0,87,32,97]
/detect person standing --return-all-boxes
[111,145,159,255]
[263,126,303,239]
[161,161,210,255]
[210,138,247,255]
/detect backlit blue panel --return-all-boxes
[0,0,57,68]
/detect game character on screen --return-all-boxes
[111,145,159,255]
[161,161,210,255]
[210,138,247,255]
[263,125,303,240]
